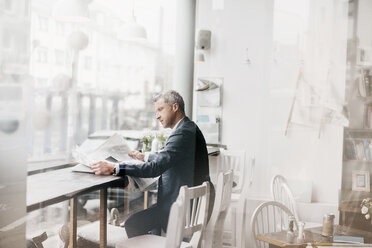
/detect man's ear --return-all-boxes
[172,103,179,112]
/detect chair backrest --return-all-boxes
[270,175,299,221]
[203,170,234,248]
[250,201,298,248]
[180,182,210,248]
[218,149,246,193]
[165,194,186,248]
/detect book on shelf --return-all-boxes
[359,68,371,98]
[356,141,365,160]
[344,138,372,161]
[344,139,357,160]
[364,139,372,160]
[364,104,372,128]
[333,235,364,244]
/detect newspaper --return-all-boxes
[71,133,159,191]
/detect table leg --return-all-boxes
[69,197,77,248]
[144,191,149,209]
[123,190,130,217]
[100,188,107,248]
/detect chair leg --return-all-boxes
[236,198,247,248]
[231,207,237,247]
[123,190,130,218]
[144,191,149,209]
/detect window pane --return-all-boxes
[28,0,176,164]
[24,0,177,245]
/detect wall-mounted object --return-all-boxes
[196,78,219,92]
[195,30,211,63]
[195,77,223,144]
[195,52,205,63]
[352,170,370,192]
[244,48,251,64]
[196,78,220,106]
[196,30,211,50]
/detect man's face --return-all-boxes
[155,98,177,128]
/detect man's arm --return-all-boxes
[90,149,146,175]
[90,161,115,175]
[117,129,193,178]
[91,126,194,177]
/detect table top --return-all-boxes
[27,168,125,212]
[256,225,372,247]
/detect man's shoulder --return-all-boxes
[174,117,196,134]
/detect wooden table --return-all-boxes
[256,225,372,247]
[27,167,126,248]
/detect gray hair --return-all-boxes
[153,90,185,114]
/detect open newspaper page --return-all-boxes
[71,133,159,191]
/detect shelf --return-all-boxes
[363,97,372,104]
[356,64,372,69]
[339,189,372,202]
[344,160,372,163]
[345,128,372,133]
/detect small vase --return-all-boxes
[142,143,150,152]
[151,138,159,153]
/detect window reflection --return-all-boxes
[23,0,176,246]
[28,0,176,164]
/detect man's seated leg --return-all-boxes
[124,204,162,238]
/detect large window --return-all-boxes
[28,0,177,165]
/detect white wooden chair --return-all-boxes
[271,175,299,221]
[217,149,248,247]
[76,188,131,248]
[76,208,126,248]
[181,182,210,248]
[116,193,189,248]
[271,175,321,228]
[250,201,298,248]
[203,170,233,248]
[218,150,246,197]
[116,182,210,248]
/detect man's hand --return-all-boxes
[90,161,115,175]
[128,150,145,161]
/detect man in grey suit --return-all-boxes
[91,90,211,237]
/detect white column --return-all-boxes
[173,0,196,118]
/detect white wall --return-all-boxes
[194,0,273,195]
[194,0,347,206]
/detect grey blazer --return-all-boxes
[117,117,196,215]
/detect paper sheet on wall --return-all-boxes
[196,88,221,107]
